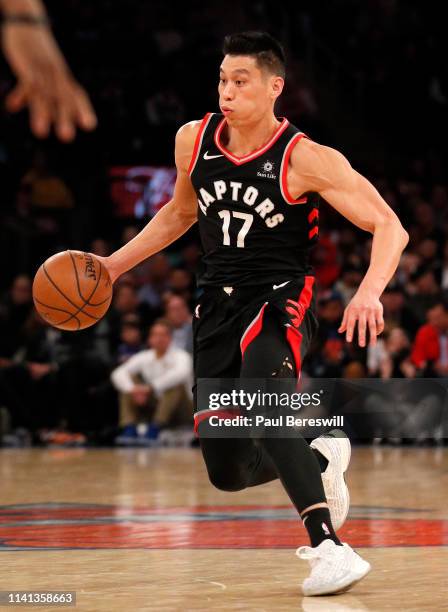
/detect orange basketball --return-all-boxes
[32,250,113,331]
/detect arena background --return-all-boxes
[0,0,447,446]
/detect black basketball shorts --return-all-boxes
[193,276,319,431]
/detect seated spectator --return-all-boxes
[111,319,193,444]
[411,300,448,376]
[164,295,193,354]
[116,316,144,364]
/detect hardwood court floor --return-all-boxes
[0,447,447,611]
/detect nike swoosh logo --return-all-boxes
[203,151,224,160]
[273,281,291,290]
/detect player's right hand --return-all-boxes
[93,255,119,285]
[2,20,97,141]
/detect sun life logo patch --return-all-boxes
[257,160,276,179]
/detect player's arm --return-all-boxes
[101,122,200,284]
[0,0,97,140]
[288,139,409,347]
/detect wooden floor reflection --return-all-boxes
[0,447,447,611]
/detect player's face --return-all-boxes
[218,55,283,125]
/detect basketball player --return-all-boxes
[0,0,97,140]
[98,32,409,596]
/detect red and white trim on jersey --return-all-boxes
[284,275,315,377]
[308,207,319,223]
[280,132,309,204]
[188,113,213,176]
[214,117,289,166]
[285,325,304,382]
[240,302,268,358]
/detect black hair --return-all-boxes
[151,318,173,334]
[222,31,286,78]
[429,296,448,312]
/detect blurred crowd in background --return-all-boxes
[0,0,447,446]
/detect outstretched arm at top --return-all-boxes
[101,121,200,283]
[288,138,409,347]
[1,0,97,140]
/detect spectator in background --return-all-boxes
[316,290,345,340]
[368,327,415,379]
[397,250,421,287]
[0,274,33,363]
[336,228,359,260]
[121,225,140,246]
[308,291,349,377]
[342,361,366,379]
[181,243,201,277]
[334,262,364,306]
[18,150,75,253]
[111,319,193,444]
[411,202,445,253]
[20,150,74,211]
[380,328,415,379]
[407,265,443,326]
[138,253,171,310]
[380,282,420,338]
[417,238,440,269]
[311,234,341,289]
[164,295,193,354]
[145,87,185,127]
[166,268,194,306]
[441,241,448,291]
[411,300,448,376]
[108,282,153,349]
[90,238,111,258]
[116,315,144,364]
[0,309,86,443]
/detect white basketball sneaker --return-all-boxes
[297,539,371,596]
[310,429,351,530]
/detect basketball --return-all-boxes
[32,250,113,331]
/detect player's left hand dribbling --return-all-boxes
[338,290,384,347]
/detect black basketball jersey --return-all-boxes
[189,113,320,287]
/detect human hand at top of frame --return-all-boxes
[2,16,97,141]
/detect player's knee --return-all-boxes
[208,466,247,492]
